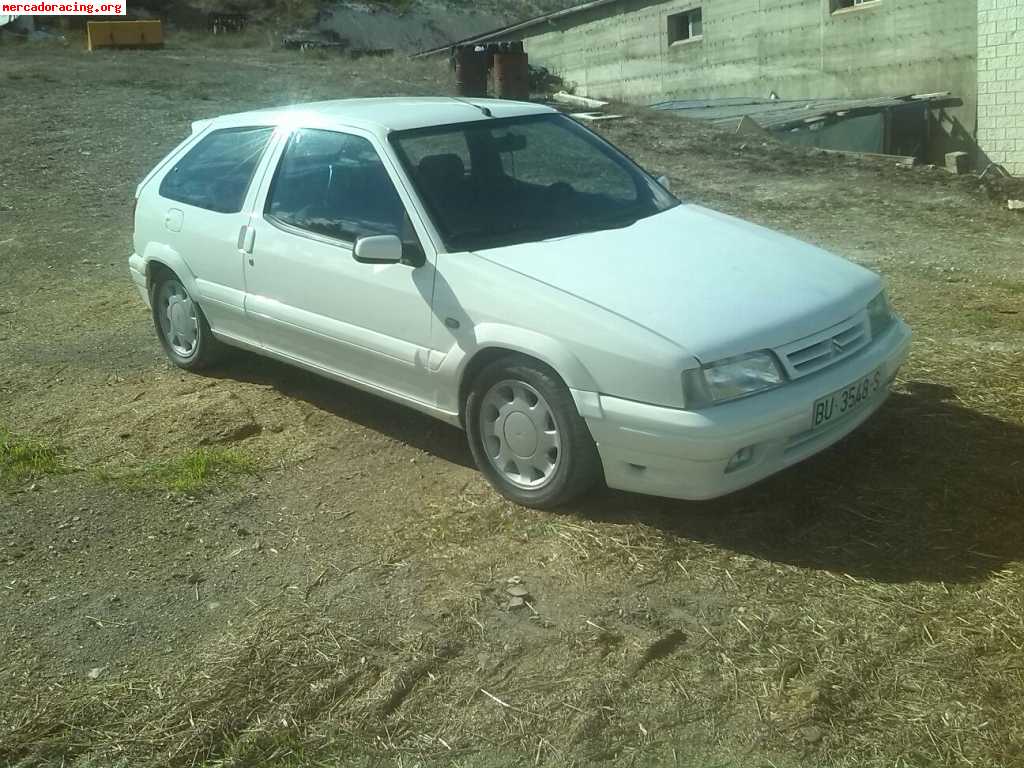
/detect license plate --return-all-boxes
[812,368,883,429]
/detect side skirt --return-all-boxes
[211,330,464,428]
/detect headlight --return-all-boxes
[683,351,785,409]
[867,290,894,338]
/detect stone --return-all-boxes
[800,725,824,744]
[945,151,970,175]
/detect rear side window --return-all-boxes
[159,126,273,213]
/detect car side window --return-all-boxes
[265,128,410,244]
[159,126,274,213]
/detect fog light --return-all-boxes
[725,446,755,473]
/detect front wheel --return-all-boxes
[151,273,222,371]
[465,356,602,509]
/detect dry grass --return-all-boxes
[2,605,478,766]
[5,452,1024,766]
[166,27,281,50]
[5,521,1022,767]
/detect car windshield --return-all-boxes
[389,113,678,251]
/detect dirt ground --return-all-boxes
[2,38,1024,768]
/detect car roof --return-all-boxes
[207,97,557,135]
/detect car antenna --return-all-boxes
[451,97,492,118]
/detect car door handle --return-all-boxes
[237,225,256,262]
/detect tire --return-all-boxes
[150,271,222,371]
[465,355,602,509]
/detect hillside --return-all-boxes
[139,0,583,52]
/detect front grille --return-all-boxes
[776,313,869,379]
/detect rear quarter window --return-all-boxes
[158,126,273,213]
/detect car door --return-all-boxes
[241,125,440,406]
[151,125,279,343]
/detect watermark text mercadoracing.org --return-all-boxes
[2,2,125,14]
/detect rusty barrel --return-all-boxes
[494,42,529,101]
[454,45,488,98]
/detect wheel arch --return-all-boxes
[140,246,200,298]
[456,324,601,426]
[146,259,176,291]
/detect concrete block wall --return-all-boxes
[512,0,977,158]
[977,0,1024,174]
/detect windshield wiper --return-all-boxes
[446,212,646,251]
[576,215,640,233]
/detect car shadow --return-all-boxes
[209,355,1023,584]
[208,350,476,469]
[569,381,1024,584]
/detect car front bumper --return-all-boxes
[585,319,912,501]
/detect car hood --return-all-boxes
[471,204,882,363]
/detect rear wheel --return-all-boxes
[151,273,222,370]
[466,356,602,509]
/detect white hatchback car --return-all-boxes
[129,97,911,508]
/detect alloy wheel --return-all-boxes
[157,280,199,358]
[478,379,561,489]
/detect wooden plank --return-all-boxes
[552,91,609,109]
[818,148,917,168]
[86,20,163,51]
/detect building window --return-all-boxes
[831,0,880,11]
[667,7,702,45]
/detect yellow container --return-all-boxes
[86,20,163,51]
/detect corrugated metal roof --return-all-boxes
[311,4,509,54]
[414,0,624,57]
[651,94,950,131]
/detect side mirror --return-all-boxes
[655,174,672,192]
[353,234,403,264]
